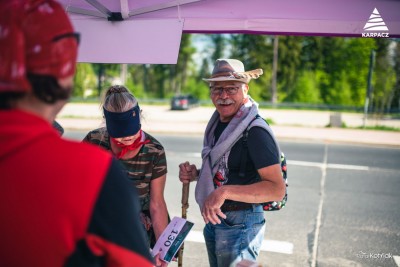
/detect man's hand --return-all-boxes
[178,161,198,184]
[201,187,227,225]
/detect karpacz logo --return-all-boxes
[362,32,389,38]
[362,8,389,38]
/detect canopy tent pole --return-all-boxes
[129,0,200,17]
[85,0,112,17]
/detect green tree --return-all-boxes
[73,63,97,98]
[135,34,197,98]
[390,41,400,112]
[372,39,396,114]
[195,58,211,100]
[193,34,228,100]
[230,34,273,101]
[290,71,322,103]
[300,37,324,71]
[318,37,349,105]
[210,34,226,60]
[125,64,146,98]
[176,34,196,94]
[92,64,120,96]
[277,36,303,102]
[343,38,376,106]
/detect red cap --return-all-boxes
[0,0,78,93]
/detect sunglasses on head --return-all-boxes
[52,32,80,45]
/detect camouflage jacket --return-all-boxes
[83,127,168,211]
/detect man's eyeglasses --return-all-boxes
[210,86,240,96]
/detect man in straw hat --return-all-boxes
[179,59,286,266]
[0,1,153,266]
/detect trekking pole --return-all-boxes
[178,182,190,267]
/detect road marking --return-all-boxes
[170,154,372,171]
[394,255,400,267]
[260,239,293,254]
[289,160,370,171]
[327,163,369,171]
[185,229,204,243]
[311,145,328,267]
[185,230,293,254]
[288,160,322,168]
[168,152,201,158]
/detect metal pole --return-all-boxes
[120,64,128,85]
[271,35,279,105]
[178,183,190,267]
[363,50,375,128]
[97,64,104,97]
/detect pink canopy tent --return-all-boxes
[59,0,400,64]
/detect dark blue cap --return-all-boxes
[103,105,141,138]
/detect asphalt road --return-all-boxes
[64,131,400,267]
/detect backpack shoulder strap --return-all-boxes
[239,114,282,178]
[238,115,260,178]
[247,115,281,158]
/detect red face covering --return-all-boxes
[110,130,150,159]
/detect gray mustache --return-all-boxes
[216,99,235,105]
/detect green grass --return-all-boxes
[69,97,101,103]
[356,125,400,132]
[69,97,170,105]
[325,121,399,131]
[58,115,101,119]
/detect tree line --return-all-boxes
[73,34,400,113]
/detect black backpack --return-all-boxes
[239,116,288,211]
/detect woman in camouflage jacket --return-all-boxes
[83,85,169,266]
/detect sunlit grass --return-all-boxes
[356,125,400,132]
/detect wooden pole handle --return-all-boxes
[181,183,190,217]
[178,182,190,267]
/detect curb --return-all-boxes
[58,118,400,148]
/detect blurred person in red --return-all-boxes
[0,1,153,266]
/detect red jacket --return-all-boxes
[0,110,153,267]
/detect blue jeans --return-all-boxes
[203,204,265,267]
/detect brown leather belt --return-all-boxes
[221,202,253,212]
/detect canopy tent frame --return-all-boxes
[59,0,400,64]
